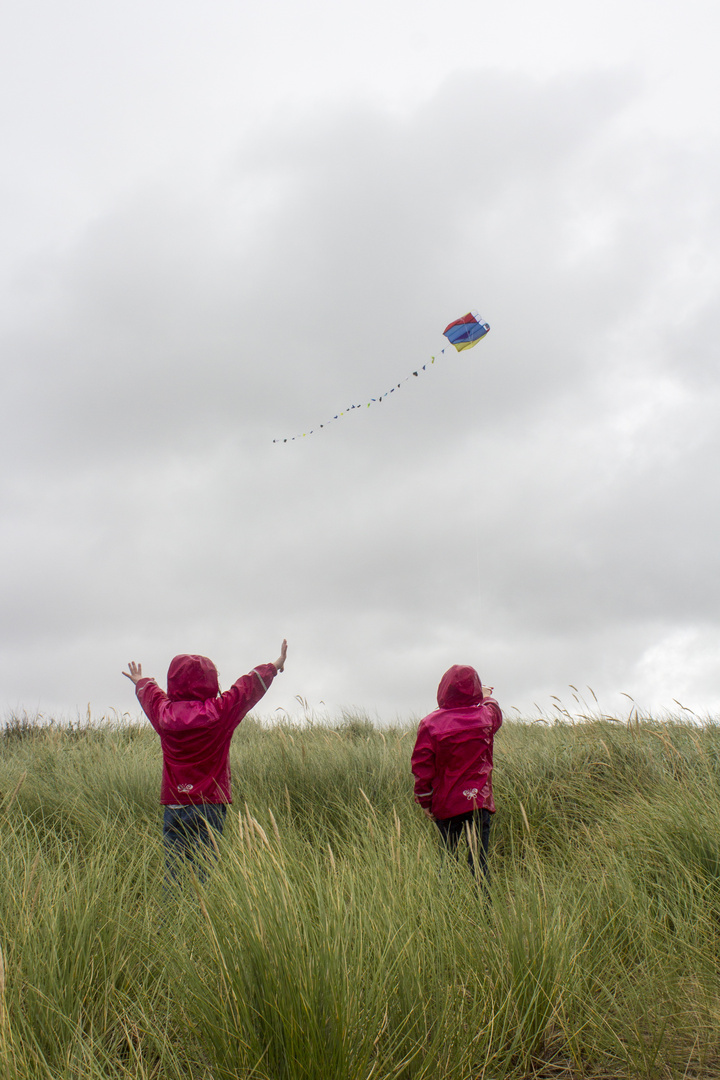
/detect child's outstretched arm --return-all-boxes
[122,661,145,685]
[123,662,169,732]
[218,641,288,729]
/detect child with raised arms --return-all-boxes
[124,640,287,880]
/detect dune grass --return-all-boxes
[2,710,720,1078]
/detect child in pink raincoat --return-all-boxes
[411,664,502,877]
[124,640,287,880]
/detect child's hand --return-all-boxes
[482,685,494,700]
[122,661,144,685]
[274,639,288,673]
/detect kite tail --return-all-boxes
[272,351,447,443]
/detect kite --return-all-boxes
[443,311,490,351]
[273,311,490,443]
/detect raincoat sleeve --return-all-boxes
[411,721,436,811]
[135,678,168,733]
[484,698,503,733]
[218,662,278,728]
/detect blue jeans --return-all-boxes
[163,803,227,884]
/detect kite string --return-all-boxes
[272,348,450,443]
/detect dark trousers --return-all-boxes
[163,803,227,884]
[435,807,491,878]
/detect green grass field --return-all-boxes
[2,709,720,1079]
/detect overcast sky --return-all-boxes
[2,0,720,725]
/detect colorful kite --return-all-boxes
[273,311,490,443]
[443,311,490,351]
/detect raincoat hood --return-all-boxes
[166,655,220,702]
[436,665,483,709]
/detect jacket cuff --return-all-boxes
[251,663,277,692]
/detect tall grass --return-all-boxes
[2,711,720,1078]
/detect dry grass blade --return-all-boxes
[519,800,532,836]
[1,771,27,813]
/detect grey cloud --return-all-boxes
[3,68,720,719]
[4,71,643,456]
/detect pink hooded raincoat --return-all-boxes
[411,665,502,819]
[135,654,277,805]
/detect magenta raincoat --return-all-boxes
[411,665,502,819]
[135,655,277,805]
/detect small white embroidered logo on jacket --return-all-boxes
[463,788,479,800]
[177,783,194,793]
